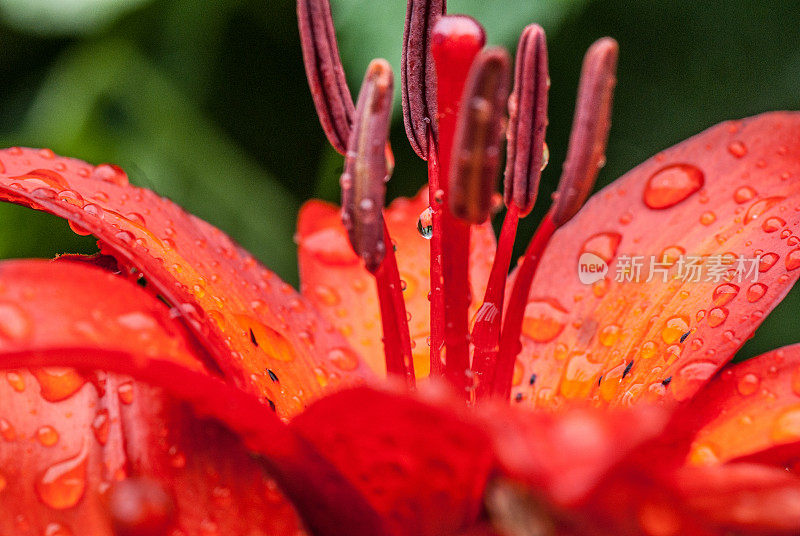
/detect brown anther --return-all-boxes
[402,0,446,160]
[108,477,176,536]
[298,0,355,154]
[551,37,618,227]
[341,59,394,272]
[504,24,549,217]
[449,47,511,224]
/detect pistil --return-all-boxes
[430,15,485,394]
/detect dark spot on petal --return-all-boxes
[267,369,279,383]
[514,393,523,402]
[528,373,537,386]
[267,399,276,412]
[679,330,691,344]
[250,328,258,346]
[661,376,672,386]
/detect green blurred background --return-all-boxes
[0,0,798,360]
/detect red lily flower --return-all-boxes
[1,1,800,535]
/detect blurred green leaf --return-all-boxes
[0,0,153,35]
[17,37,300,283]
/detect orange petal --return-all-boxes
[680,344,800,467]
[511,112,800,408]
[0,259,388,536]
[297,187,495,376]
[0,147,374,416]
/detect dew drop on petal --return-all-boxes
[560,353,603,399]
[736,373,760,396]
[712,283,739,306]
[417,207,434,239]
[746,283,767,302]
[643,164,704,209]
[771,405,800,442]
[522,299,568,343]
[744,196,785,224]
[92,409,110,445]
[0,302,32,341]
[109,477,175,536]
[328,347,359,371]
[44,523,73,536]
[762,217,786,233]
[31,368,86,402]
[661,316,689,344]
[733,186,757,204]
[759,253,779,272]
[727,140,747,158]
[35,444,88,509]
[785,249,800,271]
[36,425,60,447]
[707,307,728,327]
[580,232,622,263]
[598,324,620,347]
[118,382,134,405]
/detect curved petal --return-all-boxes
[297,187,496,376]
[512,112,800,407]
[291,383,497,536]
[0,147,374,415]
[678,344,800,467]
[0,260,389,536]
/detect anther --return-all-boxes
[449,47,511,224]
[504,24,549,216]
[551,37,618,227]
[340,59,394,272]
[297,0,355,154]
[402,0,446,160]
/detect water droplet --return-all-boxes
[417,207,434,239]
[108,477,175,535]
[759,252,779,272]
[560,352,603,399]
[92,409,110,445]
[762,217,786,233]
[771,405,800,442]
[540,142,550,171]
[712,283,739,306]
[727,140,747,158]
[44,522,73,536]
[744,283,767,303]
[312,285,340,307]
[0,417,16,441]
[643,164,704,209]
[36,425,60,447]
[91,164,128,186]
[6,371,24,392]
[35,444,88,509]
[707,307,728,327]
[0,302,32,341]
[640,341,657,360]
[31,368,86,402]
[68,220,92,236]
[118,382,134,405]
[521,299,568,342]
[580,232,621,263]
[598,324,621,347]
[328,347,360,371]
[744,196,785,224]
[699,211,716,225]
[736,373,760,396]
[661,316,689,344]
[786,249,800,271]
[733,186,757,204]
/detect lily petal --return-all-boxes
[297,187,496,376]
[0,259,390,536]
[512,112,800,407]
[679,344,800,467]
[0,147,374,415]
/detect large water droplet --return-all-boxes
[31,368,86,402]
[771,405,800,442]
[727,140,747,158]
[521,299,568,342]
[746,283,767,302]
[580,232,622,263]
[417,207,434,239]
[736,373,760,396]
[762,217,786,233]
[0,302,32,341]
[108,477,175,535]
[661,316,689,344]
[598,324,621,347]
[707,307,728,327]
[643,164,704,209]
[786,249,800,271]
[744,196,785,224]
[759,252,779,272]
[6,371,24,392]
[560,352,603,399]
[37,425,60,447]
[35,444,88,509]
[712,283,739,306]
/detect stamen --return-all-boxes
[341,59,393,271]
[340,59,415,386]
[298,0,354,154]
[427,130,446,376]
[402,0,447,160]
[473,25,549,398]
[449,47,511,224]
[493,37,618,399]
[504,24,549,217]
[551,37,618,227]
[429,15,485,395]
